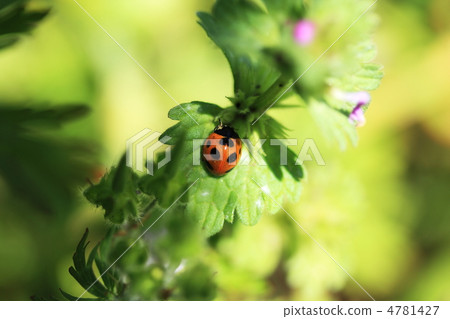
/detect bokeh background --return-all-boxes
[1,0,450,300]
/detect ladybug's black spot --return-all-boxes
[227,152,237,164]
[219,137,234,147]
[210,147,221,160]
[206,140,211,148]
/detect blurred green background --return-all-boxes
[1,0,450,300]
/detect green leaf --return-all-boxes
[309,100,358,150]
[261,0,305,18]
[59,289,98,301]
[198,1,282,109]
[139,102,220,207]
[329,63,384,92]
[0,104,96,216]
[198,0,278,59]
[0,0,49,50]
[94,231,117,292]
[84,155,144,224]
[141,101,303,236]
[68,229,111,299]
[63,229,118,300]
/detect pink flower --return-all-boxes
[349,104,366,127]
[346,92,370,127]
[332,89,370,127]
[293,20,316,46]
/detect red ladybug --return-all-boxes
[202,124,242,176]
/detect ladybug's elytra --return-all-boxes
[202,124,242,176]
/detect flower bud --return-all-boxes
[293,20,316,46]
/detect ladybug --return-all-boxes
[202,124,242,176]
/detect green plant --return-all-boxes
[35,0,382,300]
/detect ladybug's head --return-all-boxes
[214,125,240,139]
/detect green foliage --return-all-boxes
[328,62,384,93]
[199,0,382,148]
[198,0,283,111]
[0,104,96,215]
[0,0,49,49]
[171,263,217,300]
[59,0,383,301]
[60,229,120,301]
[60,206,217,301]
[79,0,382,238]
[135,0,384,235]
[309,100,358,151]
[84,155,146,224]
[138,102,303,236]
[1,0,448,303]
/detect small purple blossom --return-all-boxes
[293,20,316,46]
[332,89,371,127]
[349,104,366,127]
